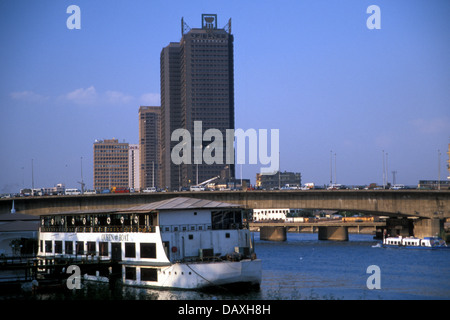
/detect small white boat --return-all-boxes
[383,236,448,249]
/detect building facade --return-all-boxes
[93,139,129,191]
[128,144,140,191]
[256,171,302,190]
[160,14,235,190]
[253,209,290,222]
[139,106,161,189]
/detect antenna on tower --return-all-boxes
[224,18,231,34]
[181,17,191,36]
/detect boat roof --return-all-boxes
[124,197,242,212]
[41,197,242,216]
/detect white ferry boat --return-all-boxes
[37,197,261,290]
[383,236,448,249]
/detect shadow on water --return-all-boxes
[2,279,263,301]
[3,233,449,300]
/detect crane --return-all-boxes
[190,175,220,191]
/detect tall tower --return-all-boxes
[160,43,182,190]
[139,106,161,189]
[161,14,235,190]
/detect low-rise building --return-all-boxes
[256,171,301,189]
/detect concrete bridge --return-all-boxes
[250,221,387,241]
[1,189,449,238]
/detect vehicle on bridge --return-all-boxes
[327,184,345,190]
[189,175,220,192]
[190,185,204,192]
[19,188,32,197]
[111,187,130,193]
[64,188,81,195]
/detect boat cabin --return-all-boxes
[38,197,254,279]
[37,197,259,289]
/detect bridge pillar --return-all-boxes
[260,226,287,241]
[385,218,414,237]
[413,218,443,239]
[318,226,348,241]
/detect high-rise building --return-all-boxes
[256,171,302,190]
[139,106,161,189]
[93,139,129,191]
[128,144,140,191]
[160,14,235,190]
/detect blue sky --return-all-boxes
[0,0,449,192]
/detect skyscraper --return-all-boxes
[160,14,235,190]
[139,106,161,189]
[93,139,129,191]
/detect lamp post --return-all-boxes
[438,149,441,190]
[334,152,337,185]
[330,150,333,186]
[382,150,385,189]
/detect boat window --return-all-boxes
[54,216,64,227]
[42,216,51,227]
[125,267,136,280]
[140,243,156,258]
[141,268,157,282]
[99,242,108,256]
[45,240,52,253]
[96,214,109,226]
[125,243,136,258]
[110,214,126,226]
[75,215,85,226]
[65,241,73,254]
[76,241,84,255]
[138,214,147,226]
[87,242,96,255]
[55,241,62,254]
[188,234,194,240]
[67,216,75,226]
[211,210,242,230]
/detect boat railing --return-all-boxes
[40,226,156,233]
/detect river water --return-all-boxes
[9,233,450,300]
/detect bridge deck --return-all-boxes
[250,221,386,228]
[1,190,449,219]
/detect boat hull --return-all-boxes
[382,244,449,250]
[84,259,262,290]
